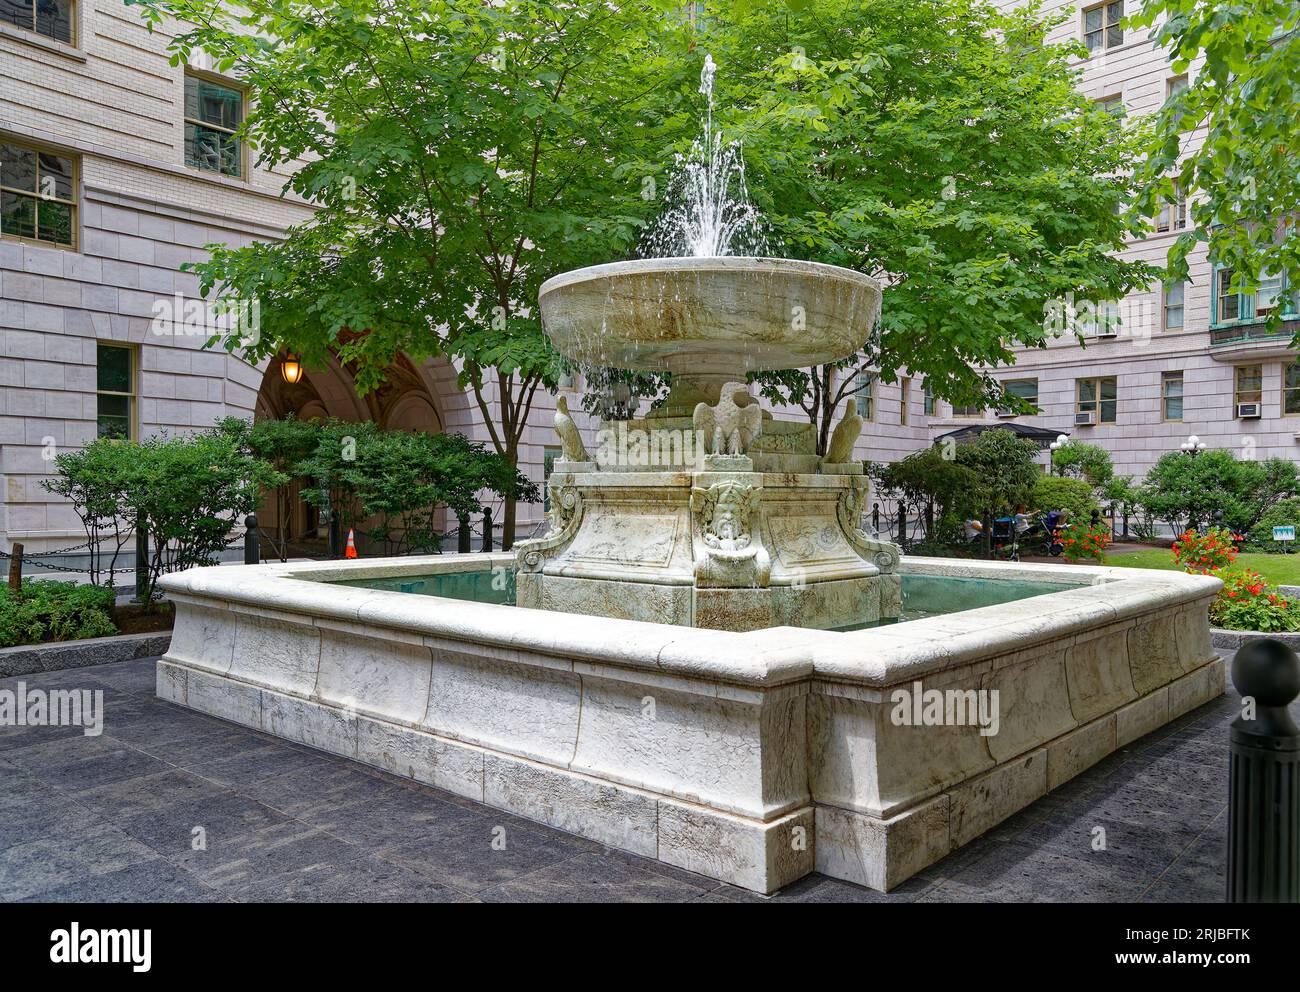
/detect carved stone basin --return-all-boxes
[538,257,882,400]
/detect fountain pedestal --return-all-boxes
[516,463,900,631]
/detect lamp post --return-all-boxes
[1048,434,1069,476]
[1179,434,1207,456]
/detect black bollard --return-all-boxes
[1090,508,1101,531]
[244,514,259,565]
[871,502,880,536]
[1227,639,1300,903]
[135,512,149,602]
[481,507,494,552]
[457,514,472,554]
[897,502,906,547]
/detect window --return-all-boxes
[96,344,135,439]
[1076,376,1117,423]
[1163,281,1185,330]
[1166,75,1188,102]
[542,446,562,512]
[0,141,76,248]
[1256,270,1285,314]
[1235,365,1262,408]
[1284,365,1300,416]
[854,372,875,420]
[1,0,73,44]
[1079,299,1120,337]
[1083,1,1124,53]
[185,74,244,177]
[898,376,910,426]
[1217,268,1244,322]
[1002,378,1039,411]
[1097,94,1125,117]
[1155,182,1187,233]
[951,401,983,418]
[922,381,935,416]
[1161,372,1184,422]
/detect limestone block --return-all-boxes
[1126,614,1184,695]
[316,628,433,726]
[483,753,659,856]
[228,611,321,696]
[657,802,815,895]
[814,795,951,892]
[694,587,773,631]
[948,747,1047,848]
[1065,628,1137,724]
[1168,658,1226,719]
[155,660,187,705]
[1046,714,1116,790]
[1116,687,1170,747]
[164,600,236,675]
[185,668,263,729]
[355,716,485,801]
[422,646,582,767]
[1173,605,1216,673]
[262,690,358,758]
[542,574,692,626]
[978,651,1076,764]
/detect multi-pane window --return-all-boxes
[1163,281,1185,330]
[898,376,910,426]
[1235,365,1263,408]
[1077,377,1117,423]
[854,372,875,421]
[1161,372,1184,422]
[1097,95,1125,117]
[1256,270,1285,314]
[951,401,983,418]
[1083,1,1125,54]
[922,381,935,416]
[1,0,73,44]
[0,141,76,247]
[1003,378,1039,410]
[1155,182,1186,232]
[1166,75,1188,102]
[1284,365,1300,416]
[184,74,243,177]
[96,344,135,439]
[1079,299,1120,336]
[1217,268,1244,322]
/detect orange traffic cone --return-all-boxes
[345,528,358,559]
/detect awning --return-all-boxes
[933,422,1070,450]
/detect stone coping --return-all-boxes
[157,554,1220,691]
[1209,626,1300,650]
[0,631,172,677]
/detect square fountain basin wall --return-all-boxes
[156,555,1223,894]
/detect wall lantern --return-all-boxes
[281,353,304,385]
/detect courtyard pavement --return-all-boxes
[0,653,1252,903]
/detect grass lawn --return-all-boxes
[1104,548,1300,586]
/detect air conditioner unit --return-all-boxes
[1237,402,1262,419]
[1096,329,1120,339]
[1075,411,1097,426]
[996,407,1016,418]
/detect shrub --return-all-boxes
[0,581,117,648]
[1141,449,1298,533]
[1173,528,1238,575]
[1050,441,1114,490]
[1060,520,1110,562]
[1244,497,1300,553]
[1210,570,1300,633]
[1030,476,1099,524]
[40,441,135,587]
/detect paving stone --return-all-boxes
[478,851,709,903]
[18,857,222,903]
[0,822,158,901]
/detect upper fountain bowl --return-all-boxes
[538,257,881,391]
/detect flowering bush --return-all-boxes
[1172,527,1238,575]
[1061,521,1110,562]
[1209,569,1300,633]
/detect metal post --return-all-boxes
[1090,508,1101,531]
[8,542,23,595]
[871,502,880,536]
[1228,639,1300,903]
[244,514,260,565]
[897,503,906,548]
[457,514,472,554]
[982,509,992,558]
[135,513,149,602]
[328,514,341,559]
[1214,508,1225,531]
[481,507,494,553]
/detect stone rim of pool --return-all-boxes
[157,554,1223,894]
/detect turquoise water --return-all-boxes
[330,568,1079,626]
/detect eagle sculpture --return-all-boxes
[694,382,763,456]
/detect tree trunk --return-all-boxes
[501,496,516,551]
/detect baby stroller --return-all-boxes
[1032,511,1066,557]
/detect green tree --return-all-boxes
[1050,440,1115,490]
[1141,448,1298,533]
[697,0,1153,450]
[40,440,136,587]
[127,0,687,548]
[1133,0,1300,319]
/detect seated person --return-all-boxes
[963,518,984,540]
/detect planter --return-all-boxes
[1209,627,1300,652]
[0,632,172,678]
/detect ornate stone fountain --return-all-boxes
[514,256,901,632]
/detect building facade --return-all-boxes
[1,0,1294,570]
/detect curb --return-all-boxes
[1210,627,1300,651]
[0,632,172,678]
